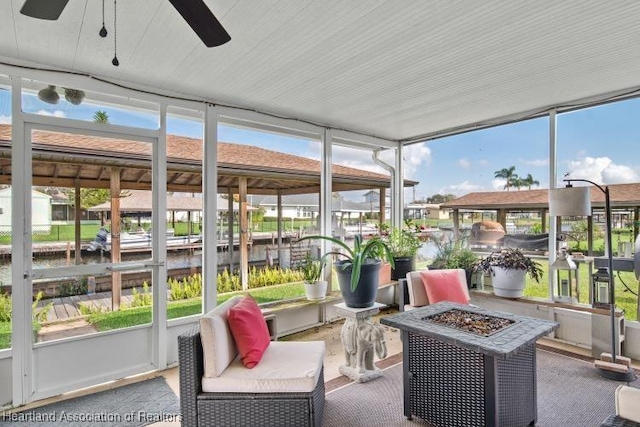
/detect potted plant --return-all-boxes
[297,234,394,308]
[384,227,423,280]
[299,251,328,301]
[427,231,481,287]
[472,247,542,298]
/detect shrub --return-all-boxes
[168,274,202,301]
[126,282,152,308]
[0,290,51,324]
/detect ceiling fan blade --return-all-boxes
[168,0,231,47]
[20,0,69,20]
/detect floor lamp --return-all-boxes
[550,179,636,381]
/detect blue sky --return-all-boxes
[2,88,639,201]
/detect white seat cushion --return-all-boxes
[201,341,325,393]
[616,385,640,423]
[199,296,242,378]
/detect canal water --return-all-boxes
[0,240,440,286]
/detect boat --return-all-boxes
[86,227,201,253]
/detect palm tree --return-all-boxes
[494,166,517,191]
[521,174,540,190]
[509,175,523,190]
[93,110,110,123]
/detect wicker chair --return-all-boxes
[600,386,640,427]
[178,298,325,427]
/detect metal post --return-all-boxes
[604,186,616,363]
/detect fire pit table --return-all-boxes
[380,301,559,427]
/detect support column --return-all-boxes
[227,187,234,272]
[497,209,507,231]
[110,168,121,311]
[379,187,386,227]
[277,191,284,267]
[203,104,219,312]
[587,215,594,255]
[548,108,558,301]
[74,178,82,265]
[394,144,404,228]
[239,177,249,290]
[541,209,547,233]
[452,209,460,240]
[320,129,333,288]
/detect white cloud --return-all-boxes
[566,156,639,184]
[0,115,9,124]
[458,158,471,169]
[441,180,483,195]
[36,110,66,118]
[492,178,506,190]
[331,145,387,174]
[403,143,431,177]
[521,158,548,167]
[331,142,432,179]
[478,159,490,167]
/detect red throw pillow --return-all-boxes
[227,295,271,368]
[419,269,470,305]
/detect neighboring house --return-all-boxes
[254,194,373,220]
[253,194,320,220]
[404,202,451,220]
[0,187,52,234]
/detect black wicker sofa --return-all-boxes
[178,296,326,427]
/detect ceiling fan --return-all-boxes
[19,0,231,47]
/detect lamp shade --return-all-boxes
[37,85,60,104]
[549,186,591,216]
[551,249,577,270]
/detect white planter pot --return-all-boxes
[305,280,327,301]
[491,267,526,298]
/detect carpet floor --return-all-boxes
[0,376,179,427]
[324,349,639,427]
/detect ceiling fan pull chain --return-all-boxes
[99,0,107,37]
[111,0,119,66]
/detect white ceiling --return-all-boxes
[2,0,640,143]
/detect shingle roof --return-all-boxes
[441,184,640,210]
[0,125,416,195]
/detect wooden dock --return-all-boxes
[36,288,142,323]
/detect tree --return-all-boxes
[93,110,110,123]
[78,188,111,210]
[521,174,540,190]
[425,194,456,204]
[494,166,517,191]
[509,175,522,190]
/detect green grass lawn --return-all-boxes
[521,260,638,321]
[417,258,639,321]
[87,282,306,331]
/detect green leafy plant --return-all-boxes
[473,247,543,282]
[298,234,394,292]
[0,290,51,324]
[126,282,152,308]
[429,231,472,269]
[299,252,327,283]
[383,227,422,258]
[447,247,478,271]
[169,274,202,300]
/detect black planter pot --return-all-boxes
[335,259,381,308]
[391,256,415,281]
